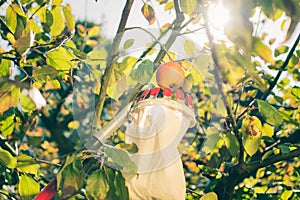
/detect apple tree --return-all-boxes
[0,0,299,199]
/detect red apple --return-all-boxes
[156,62,185,89]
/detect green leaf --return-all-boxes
[10,4,25,17]
[291,86,300,99]
[274,45,289,57]
[281,190,293,200]
[0,113,15,136]
[262,123,274,137]
[123,39,134,50]
[46,47,74,71]
[257,100,283,126]
[184,39,195,56]
[85,169,109,200]
[104,146,137,173]
[191,53,210,79]
[114,171,129,199]
[6,5,17,33]
[224,133,239,157]
[17,154,40,175]
[33,65,58,82]
[0,59,11,77]
[62,6,75,31]
[19,93,36,112]
[88,26,100,37]
[57,154,84,199]
[52,0,63,6]
[141,3,155,25]
[18,175,40,200]
[129,59,154,85]
[50,6,65,36]
[115,142,138,154]
[0,149,17,169]
[216,98,227,117]
[0,83,20,113]
[179,0,197,15]
[14,12,26,39]
[278,144,290,154]
[107,75,127,100]
[15,27,34,56]
[86,48,107,66]
[202,127,220,154]
[252,37,275,65]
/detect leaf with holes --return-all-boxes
[241,116,262,157]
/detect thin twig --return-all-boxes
[261,33,300,100]
[125,26,173,61]
[29,2,46,19]
[93,0,135,130]
[0,135,17,156]
[202,6,243,163]
[136,19,175,64]
[18,158,62,167]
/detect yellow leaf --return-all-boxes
[164,1,174,10]
[200,192,218,200]
[179,0,197,15]
[141,3,155,25]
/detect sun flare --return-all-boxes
[207,2,230,39]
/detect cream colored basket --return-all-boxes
[124,97,196,200]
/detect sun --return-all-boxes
[207,2,230,40]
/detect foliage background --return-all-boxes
[0,0,299,199]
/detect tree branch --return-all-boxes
[261,33,300,100]
[247,149,300,172]
[93,0,134,129]
[0,135,17,156]
[201,7,243,164]
[125,26,173,61]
